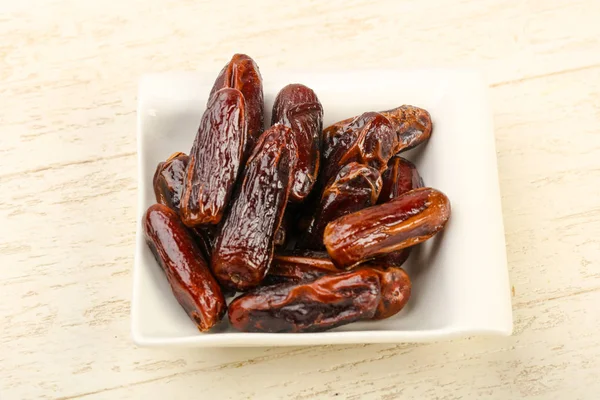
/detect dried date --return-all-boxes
[380,105,432,153]
[211,124,297,290]
[153,152,189,213]
[321,112,398,183]
[210,53,264,159]
[180,88,247,227]
[152,158,219,262]
[364,265,411,320]
[376,156,424,266]
[324,187,451,268]
[266,254,412,320]
[228,268,381,333]
[272,84,323,202]
[143,204,226,332]
[298,162,382,250]
[322,105,432,166]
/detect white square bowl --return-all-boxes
[132,68,513,347]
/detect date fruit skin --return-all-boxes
[380,105,432,153]
[376,156,424,266]
[299,162,382,250]
[321,112,398,184]
[210,53,264,159]
[180,88,247,227]
[363,265,411,320]
[212,124,297,290]
[143,204,226,332]
[153,152,190,214]
[323,105,432,167]
[272,84,323,202]
[152,158,219,263]
[324,187,451,268]
[378,156,424,204]
[228,268,381,333]
[264,250,338,285]
[266,254,412,320]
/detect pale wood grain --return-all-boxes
[2,0,600,176]
[1,0,600,399]
[53,291,600,400]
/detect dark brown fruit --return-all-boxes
[143,204,226,332]
[211,124,298,290]
[324,188,451,268]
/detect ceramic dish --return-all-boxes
[132,69,512,347]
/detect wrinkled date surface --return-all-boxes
[212,124,297,290]
[272,84,323,202]
[321,112,398,184]
[324,187,451,268]
[228,268,381,333]
[143,204,226,331]
[299,162,382,250]
[180,88,247,227]
[380,105,432,153]
[266,255,411,320]
[322,105,432,167]
[152,155,220,263]
[153,152,189,213]
[264,250,338,285]
[210,53,264,159]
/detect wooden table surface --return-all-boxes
[2,1,600,399]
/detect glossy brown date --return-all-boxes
[376,156,424,266]
[211,124,297,290]
[180,88,247,227]
[324,187,451,268]
[228,268,381,333]
[298,162,382,250]
[267,254,411,320]
[210,53,264,159]
[153,152,189,213]
[264,250,338,285]
[364,265,411,320]
[380,105,432,153]
[322,105,432,166]
[152,157,219,262]
[321,112,398,184]
[272,84,323,202]
[143,204,226,332]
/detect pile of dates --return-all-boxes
[144,54,451,333]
